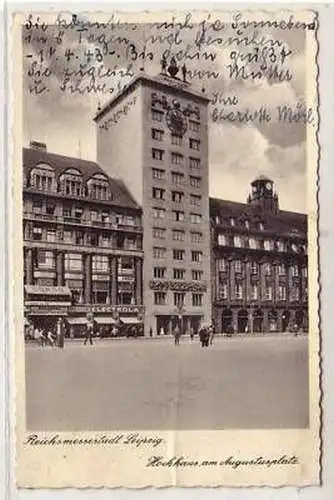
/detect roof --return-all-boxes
[94,71,210,122]
[209,197,307,236]
[23,147,140,210]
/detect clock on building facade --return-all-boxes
[166,108,188,136]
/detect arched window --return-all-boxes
[30,163,56,192]
[87,173,112,201]
[59,168,85,197]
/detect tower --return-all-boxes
[94,65,212,335]
[247,175,279,214]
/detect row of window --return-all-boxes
[153,208,202,224]
[153,228,202,243]
[154,291,203,307]
[28,202,137,226]
[218,284,301,302]
[32,252,135,272]
[153,247,203,261]
[152,187,202,206]
[152,146,201,163]
[153,267,203,280]
[151,110,200,133]
[152,169,202,188]
[217,259,307,278]
[27,166,113,200]
[214,215,262,230]
[217,234,306,253]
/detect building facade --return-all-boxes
[210,175,308,334]
[95,65,212,335]
[23,142,144,337]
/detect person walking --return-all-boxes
[84,314,94,346]
[209,324,215,345]
[174,325,180,346]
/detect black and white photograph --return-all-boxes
[13,7,320,488]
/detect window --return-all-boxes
[63,206,71,217]
[235,284,243,299]
[192,270,203,280]
[189,175,201,188]
[153,207,165,219]
[63,230,73,243]
[172,172,184,185]
[235,260,242,273]
[245,220,250,229]
[219,284,228,300]
[152,148,164,161]
[278,264,286,275]
[173,249,185,261]
[189,157,200,169]
[87,174,111,201]
[264,263,272,275]
[154,292,166,305]
[171,134,182,145]
[152,168,165,180]
[90,232,99,246]
[251,285,258,300]
[174,268,185,279]
[234,235,242,247]
[152,128,164,141]
[278,286,287,301]
[249,238,258,249]
[59,168,85,197]
[290,287,300,301]
[277,240,285,252]
[152,187,165,200]
[218,234,227,246]
[251,262,258,274]
[30,164,56,192]
[172,191,184,203]
[265,286,273,301]
[116,214,135,226]
[172,230,185,241]
[218,259,227,272]
[74,207,83,219]
[46,203,55,215]
[264,239,274,251]
[192,293,203,306]
[291,243,299,253]
[92,255,109,272]
[190,213,201,224]
[172,210,184,222]
[153,247,166,259]
[230,218,235,227]
[302,267,308,278]
[171,152,183,165]
[189,138,200,150]
[154,267,166,278]
[189,120,200,132]
[259,222,264,231]
[153,227,166,239]
[90,210,98,221]
[291,265,299,277]
[174,292,185,307]
[46,230,56,242]
[32,227,43,241]
[37,250,55,268]
[191,251,202,262]
[100,232,109,247]
[32,202,43,215]
[101,211,110,223]
[65,253,82,271]
[118,256,134,270]
[190,194,201,206]
[191,232,202,243]
[152,109,163,122]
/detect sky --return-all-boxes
[22,12,310,213]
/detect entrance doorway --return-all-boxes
[253,308,264,333]
[221,308,233,333]
[237,309,248,333]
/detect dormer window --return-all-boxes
[87,173,111,201]
[30,164,56,192]
[59,168,85,197]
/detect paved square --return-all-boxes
[25,336,309,430]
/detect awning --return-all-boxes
[119,317,141,325]
[95,317,117,325]
[67,317,87,325]
[25,285,72,296]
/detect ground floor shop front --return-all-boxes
[213,305,308,334]
[153,315,203,336]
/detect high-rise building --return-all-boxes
[95,66,212,335]
[210,175,308,334]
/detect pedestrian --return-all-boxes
[190,326,194,341]
[84,314,94,346]
[209,324,214,345]
[159,327,164,336]
[47,330,55,347]
[149,326,153,337]
[174,325,180,346]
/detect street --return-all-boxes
[25,335,309,430]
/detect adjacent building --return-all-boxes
[94,67,212,335]
[210,175,308,333]
[23,141,144,336]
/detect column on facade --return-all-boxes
[135,257,143,305]
[25,248,33,285]
[56,251,64,286]
[83,254,92,304]
[109,255,118,305]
